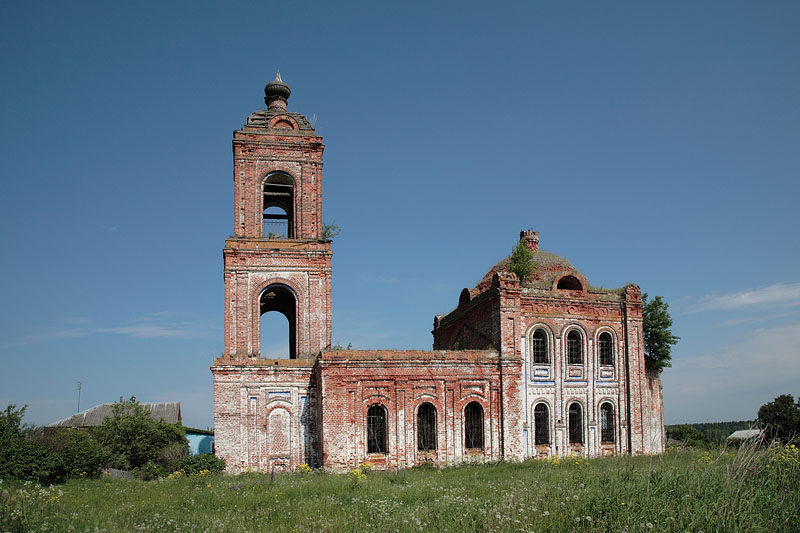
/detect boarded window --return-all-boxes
[600,403,615,443]
[367,404,387,454]
[534,403,550,445]
[567,330,583,364]
[532,329,548,364]
[417,403,437,452]
[464,402,484,450]
[568,403,583,444]
[599,332,613,366]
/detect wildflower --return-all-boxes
[620,502,626,506]
[646,523,654,529]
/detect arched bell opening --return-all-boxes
[263,172,294,239]
[259,284,297,359]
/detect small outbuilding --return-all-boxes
[48,402,181,428]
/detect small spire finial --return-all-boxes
[265,70,291,110]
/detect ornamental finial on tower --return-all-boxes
[265,70,291,111]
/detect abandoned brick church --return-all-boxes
[211,75,665,472]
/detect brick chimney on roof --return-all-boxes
[520,230,539,251]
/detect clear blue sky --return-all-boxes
[1,1,798,429]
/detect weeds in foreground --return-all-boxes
[1,446,798,532]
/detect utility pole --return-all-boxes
[77,381,82,414]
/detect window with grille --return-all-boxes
[568,403,583,444]
[599,332,613,366]
[464,402,484,450]
[567,330,583,364]
[417,403,437,452]
[534,403,550,445]
[532,329,548,364]
[600,403,615,443]
[367,404,387,454]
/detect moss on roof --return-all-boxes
[472,249,628,296]
[476,249,581,290]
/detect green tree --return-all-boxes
[642,293,679,372]
[0,404,26,449]
[508,239,534,282]
[0,405,65,483]
[32,427,110,478]
[666,424,709,447]
[94,397,187,470]
[758,394,800,443]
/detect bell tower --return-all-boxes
[223,72,332,358]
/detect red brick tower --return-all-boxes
[223,72,332,358]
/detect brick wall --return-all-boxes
[317,350,523,471]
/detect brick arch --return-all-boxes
[531,399,554,450]
[413,400,441,457]
[265,405,293,459]
[561,324,588,365]
[253,278,306,359]
[531,397,554,415]
[244,161,301,237]
[552,271,589,292]
[460,398,487,452]
[593,324,618,342]
[526,322,555,366]
[264,400,293,417]
[363,402,390,457]
[597,399,618,448]
[565,398,586,448]
[268,114,300,131]
[594,325,618,369]
[362,394,391,404]
[596,396,618,412]
[260,169,297,187]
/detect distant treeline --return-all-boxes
[666,420,756,447]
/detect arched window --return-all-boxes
[600,403,615,443]
[417,403,437,452]
[366,404,387,454]
[532,329,549,364]
[568,403,583,444]
[557,275,583,290]
[263,172,294,239]
[599,332,613,366]
[259,284,296,359]
[464,402,484,450]
[534,403,550,445]
[567,330,583,364]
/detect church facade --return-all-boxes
[211,76,664,472]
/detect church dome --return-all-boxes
[476,249,585,290]
[264,71,291,109]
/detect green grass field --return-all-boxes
[2,445,798,532]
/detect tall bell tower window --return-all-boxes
[259,284,297,359]
[263,172,294,239]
